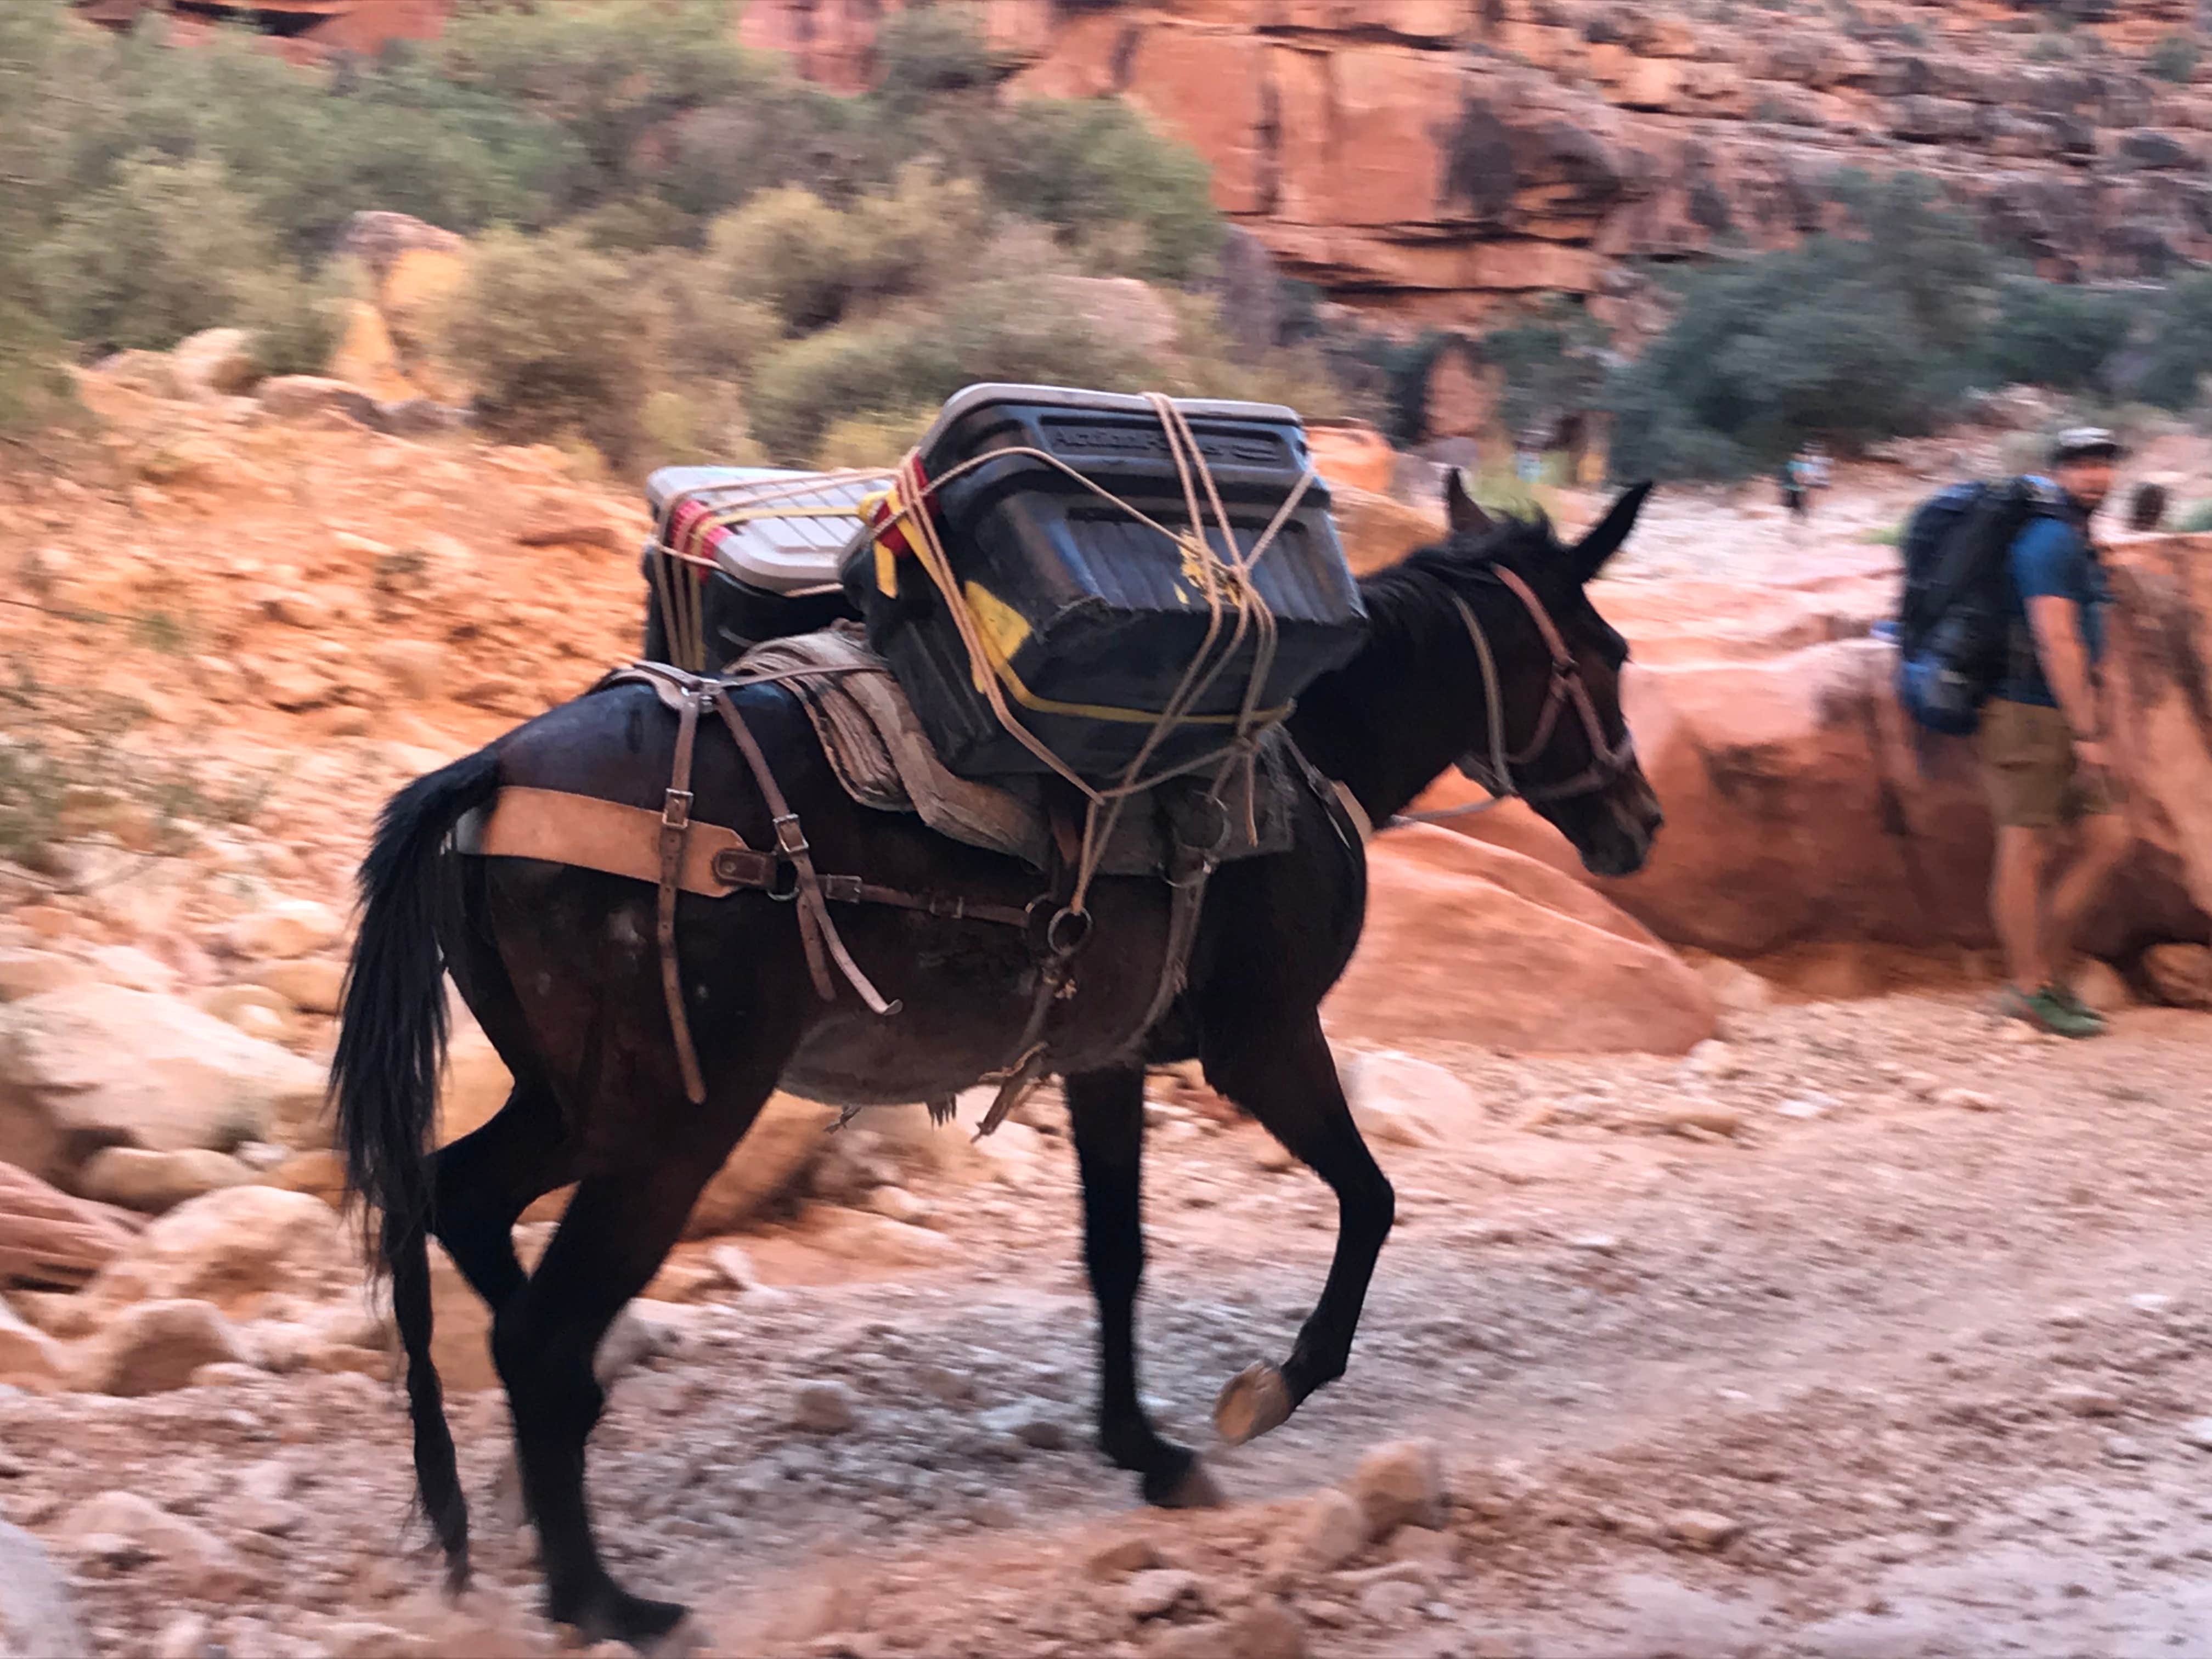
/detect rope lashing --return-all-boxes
[866,396,1318,920]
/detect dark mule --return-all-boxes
[332,477,1661,1649]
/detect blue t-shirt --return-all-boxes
[2000,483,2107,708]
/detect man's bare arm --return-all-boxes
[2027,594,2109,769]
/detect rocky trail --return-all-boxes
[9,357,2212,1658]
[10,991,2212,1659]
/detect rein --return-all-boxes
[1387,565,1635,829]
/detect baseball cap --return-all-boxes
[2051,426,2124,464]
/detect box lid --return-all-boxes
[646,466,879,595]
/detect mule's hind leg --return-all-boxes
[390,1086,575,1592]
[1064,1069,1223,1510]
[495,1104,767,1650]
[428,1083,577,1550]
[1201,1011,1394,1445]
[432,1081,575,1319]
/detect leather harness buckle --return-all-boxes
[771,812,809,857]
[661,789,693,831]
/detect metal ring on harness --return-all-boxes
[1046,905,1093,957]
[765,860,802,902]
[1180,792,1235,863]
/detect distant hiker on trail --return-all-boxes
[1980,428,2136,1037]
[1803,442,1832,500]
[1776,454,1807,522]
[1778,444,1825,524]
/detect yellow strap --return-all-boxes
[969,614,1291,727]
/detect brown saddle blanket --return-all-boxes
[734,625,1300,876]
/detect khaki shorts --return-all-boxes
[1979,698,2114,829]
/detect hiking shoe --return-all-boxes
[2045,982,2109,1034]
[1995,984,2104,1039]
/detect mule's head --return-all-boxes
[1418,472,1663,878]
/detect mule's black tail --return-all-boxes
[331,744,501,1588]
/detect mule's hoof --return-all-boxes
[645,1614,709,1657]
[1214,1362,1295,1446]
[1143,1456,1227,1510]
[555,1585,690,1653]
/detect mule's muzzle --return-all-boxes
[1552,768,1662,879]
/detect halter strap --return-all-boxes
[1391,568,1635,827]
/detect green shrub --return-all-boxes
[1156,292,1351,416]
[746,280,1145,462]
[50,21,573,262]
[814,407,936,470]
[636,383,764,470]
[4,0,1235,448]
[694,168,984,333]
[1984,276,2142,397]
[2127,272,2212,410]
[647,251,786,385]
[746,318,926,463]
[33,151,279,354]
[701,187,864,332]
[431,0,764,214]
[239,259,358,378]
[1484,301,1611,443]
[978,100,1222,281]
[2148,33,2200,84]
[441,225,656,463]
[1610,173,1996,480]
[0,4,73,432]
[868,7,1007,118]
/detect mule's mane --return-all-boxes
[1352,514,1560,660]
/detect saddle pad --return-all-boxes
[735,627,1299,876]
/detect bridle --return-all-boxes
[1391,564,1637,827]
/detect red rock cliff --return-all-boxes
[743,0,2212,328]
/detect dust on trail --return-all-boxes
[12,989,2212,1658]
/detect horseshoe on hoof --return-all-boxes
[1214,1362,1295,1446]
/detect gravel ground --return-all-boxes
[11,990,2212,1658]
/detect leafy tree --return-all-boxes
[1609,173,1997,479]
[1483,301,1610,443]
[2128,272,2212,411]
[1983,276,2140,397]
[433,0,765,217]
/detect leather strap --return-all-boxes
[458,787,1033,927]
[660,690,708,1103]
[456,787,761,897]
[705,684,900,1018]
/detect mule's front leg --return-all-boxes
[1204,1013,1394,1444]
[1064,1068,1224,1509]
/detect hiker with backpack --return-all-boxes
[1894,428,2135,1037]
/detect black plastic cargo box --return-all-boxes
[641,467,867,668]
[840,385,1364,782]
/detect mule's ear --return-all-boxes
[1444,467,1494,537]
[1571,481,1652,583]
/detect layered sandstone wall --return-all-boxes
[744,0,2212,330]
